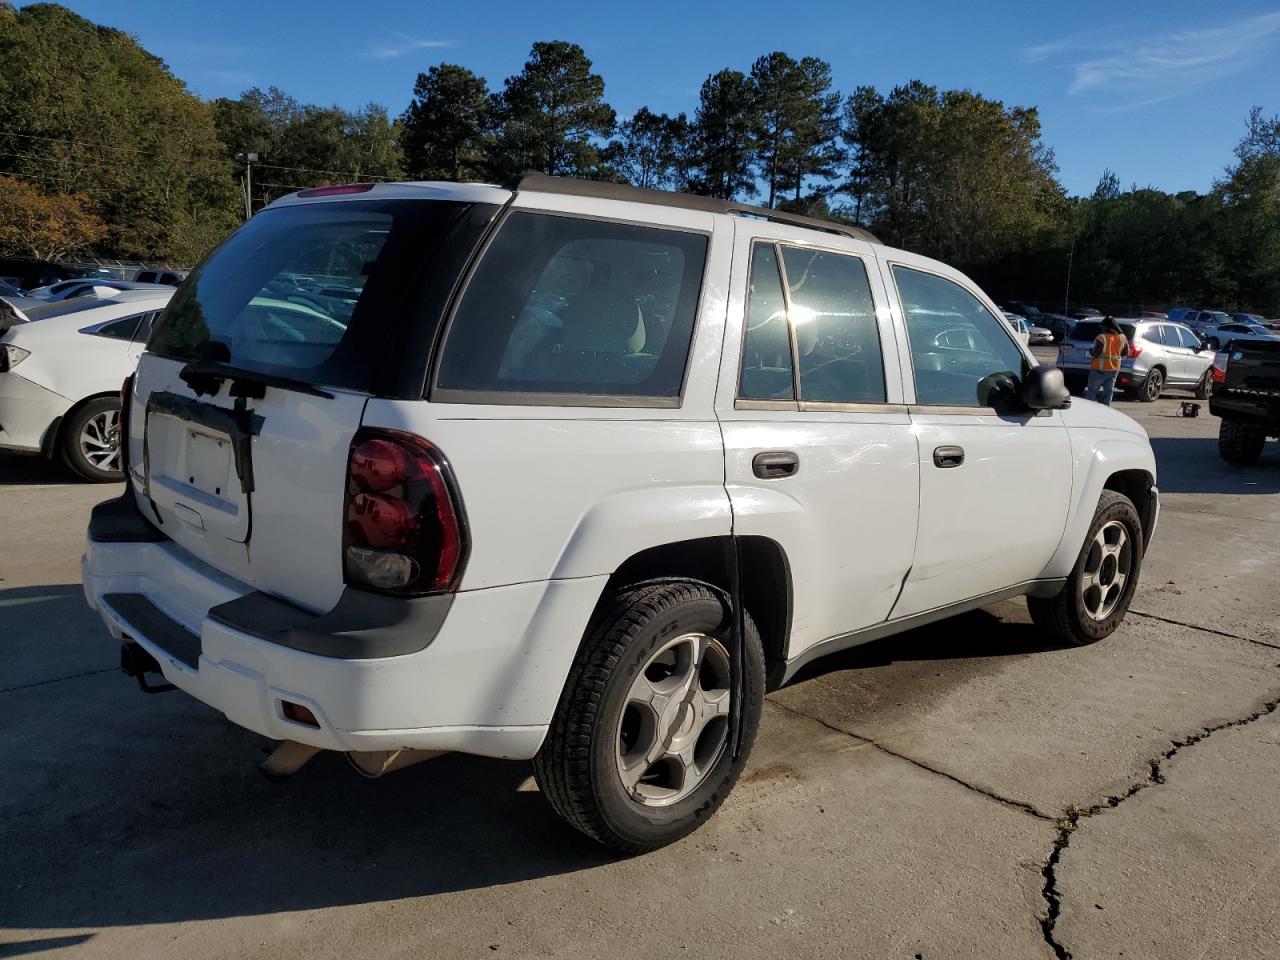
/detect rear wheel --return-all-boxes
[62,397,123,482]
[1139,367,1164,402]
[534,580,765,853]
[1218,418,1266,465]
[1028,490,1143,646]
[1207,337,1221,350]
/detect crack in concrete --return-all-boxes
[1129,609,1280,650]
[1039,694,1280,960]
[766,698,1057,821]
[0,666,116,695]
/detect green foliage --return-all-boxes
[605,108,692,190]
[212,87,403,208]
[488,41,616,179]
[691,69,758,200]
[0,2,239,263]
[400,64,491,181]
[749,52,841,207]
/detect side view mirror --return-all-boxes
[1021,365,1071,410]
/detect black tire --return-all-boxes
[1207,338,1220,350]
[1195,370,1212,400]
[1028,490,1143,646]
[61,396,123,482]
[1218,418,1266,465]
[1139,367,1163,402]
[534,580,765,853]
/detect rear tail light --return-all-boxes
[342,428,468,596]
[1212,350,1229,384]
[1129,342,1142,358]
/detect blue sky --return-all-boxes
[44,0,1280,196]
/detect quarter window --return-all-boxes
[892,266,1027,407]
[436,212,708,401]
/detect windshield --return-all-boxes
[149,198,496,395]
[1069,321,1137,342]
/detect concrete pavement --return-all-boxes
[1,388,1277,960]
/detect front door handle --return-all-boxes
[933,445,965,468]
[753,451,799,479]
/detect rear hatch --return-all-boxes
[126,189,501,614]
[1060,320,1137,368]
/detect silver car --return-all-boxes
[1200,321,1280,350]
[1057,318,1213,401]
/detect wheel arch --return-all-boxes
[47,390,118,459]
[594,535,793,690]
[1103,469,1156,550]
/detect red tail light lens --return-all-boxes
[342,429,468,596]
[1129,343,1142,358]
[1212,351,1229,383]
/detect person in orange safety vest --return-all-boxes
[1085,315,1130,405]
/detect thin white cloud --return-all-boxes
[1023,11,1280,108]
[365,32,456,61]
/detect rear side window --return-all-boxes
[739,244,793,400]
[150,199,492,395]
[93,313,145,340]
[434,212,708,403]
[737,242,886,404]
[1141,326,1165,345]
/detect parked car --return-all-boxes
[0,289,172,480]
[27,278,171,301]
[1210,340,1280,464]
[0,278,25,298]
[1003,311,1032,346]
[1200,321,1280,350]
[81,174,1158,852]
[1027,323,1053,345]
[1058,318,1212,401]
[1166,307,1193,324]
[1069,308,1102,320]
[1140,311,1168,320]
[0,256,76,290]
[0,293,46,331]
[134,267,186,286]
[1231,313,1268,326]
[1182,309,1232,335]
[1041,313,1076,342]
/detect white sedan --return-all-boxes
[0,289,172,480]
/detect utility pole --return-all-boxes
[1063,208,1077,316]
[236,152,258,221]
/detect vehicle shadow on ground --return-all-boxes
[787,606,1070,687]
[1148,436,1280,495]
[0,452,86,486]
[0,591,1059,933]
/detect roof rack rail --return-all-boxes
[507,172,879,244]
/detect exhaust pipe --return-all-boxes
[259,741,324,781]
[346,749,445,779]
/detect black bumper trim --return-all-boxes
[208,589,454,660]
[88,494,167,544]
[103,593,201,669]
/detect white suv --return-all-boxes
[82,175,1159,851]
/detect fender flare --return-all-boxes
[1042,434,1156,578]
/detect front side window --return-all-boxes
[892,265,1027,407]
[1174,326,1199,349]
[435,212,708,401]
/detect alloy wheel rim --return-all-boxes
[1146,371,1162,399]
[80,409,121,473]
[1080,520,1131,621]
[614,632,732,807]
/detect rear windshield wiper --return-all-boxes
[179,358,335,399]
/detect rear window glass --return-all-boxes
[1069,321,1136,342]
[434,212,708,403]
[149,199,488,394]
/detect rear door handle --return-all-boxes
[932,445,965,468]
[753,451,799,479]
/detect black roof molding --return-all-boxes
[507,172,879,244]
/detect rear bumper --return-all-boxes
[82,505,607,759]
[0,371,70,454]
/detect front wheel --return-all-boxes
[534,581,765,853]
[1206,338,1220,350]
[62,397,123,482]
[1028,490,1143,646]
